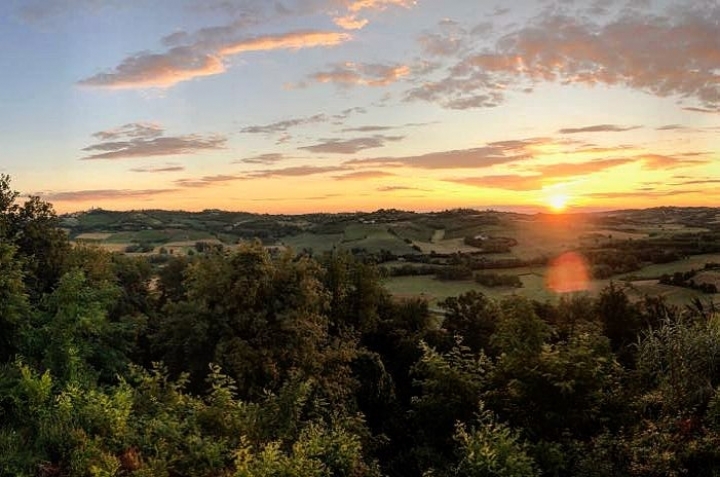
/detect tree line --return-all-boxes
[2,174,720,476]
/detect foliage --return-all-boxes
[4,175,720,476]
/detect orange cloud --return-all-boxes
[407,5,720,111]
[640,154,709,170]
[344,142,533,169]
[79,30,351,89]
[334,0,416,30]
[308,62,410,87]
[530,158,634,177]
[448,174,545,191]
[558,124,640,134]
[333,170,395,180]
[219,30,351,55]
[78,47,226,89]
[42,188,176,202]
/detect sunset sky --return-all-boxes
[1,0,718,214]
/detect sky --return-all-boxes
[1,0,718,214]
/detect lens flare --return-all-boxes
[546,251,590,293]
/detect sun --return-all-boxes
[548,193,569,212]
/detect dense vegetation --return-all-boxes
[3,174,720,476]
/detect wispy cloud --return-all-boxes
[528,158,634,177]
[341,125,394,133]
[586,189,702,200]
[82,123,226,160]
[377,185,429,192]
[448,174,545,191]
[130,164,185,173]
[174,174,243,188]
[300,135,404,154]
[240,114,328,134]
[42,188,176,202]
[655,124,688,131]
[333,0,416,30]
[246,165,348,178]
[93,122,163,140]
[407,4,720,111]
[683,107,720,114]
[639,154,709,169]
[303,62,410,87]
[558,124,641,134]
[333,170,395,180]
[669,178,720,186]
[234,153,288,165]
[344,142,534,169]
[79,30,351,89]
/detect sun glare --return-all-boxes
[548,194,569,212]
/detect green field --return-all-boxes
[383,272,554,306]
[384,257,720,306]
[280,233,343,254]
[618,253,720,280]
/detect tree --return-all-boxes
[0,243,28,362]
[450,405,538,477]
[440,291,500,354]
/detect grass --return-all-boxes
[383,273,552,306]
[618,253,720,280]
[280,233,343,254]
[339,224,418,255]
[388,222,436,242]
[74,232,113,241]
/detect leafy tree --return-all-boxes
[7,195,70,297]
[440,291,500,354]
[21,270,130,384]
[449,405,538,477]
[0,243,28,362]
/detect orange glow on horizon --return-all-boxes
[547,193,570,212]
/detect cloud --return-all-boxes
[558,124,640,134]
[486,137,553,151]
[406,5,720,111]
[639,154,709,169]
[333,0,416,30]
[377,185,428,192]
[218,30,351,55]
[240,114,328,134]
[418,19,475,57]
[234,153,287,165]
[300,135,404,154]
[175,174,243,188]
[79,30,351,89]
[585,189,702,200]
[655,124,688,131]
[529,158,634,177]
[130,165,185,173]
[448,174,545,191]
[669,179,720,186]
[93,122,164,141]
[42,188,176,202]
[683,106,720,114]
[341,125,394,132]
[304,62,410,87]
[82,124,226,160]
[571,144,636,154]
[344,144,532,169]
[246,165,348,178]
[333,170,395,180]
